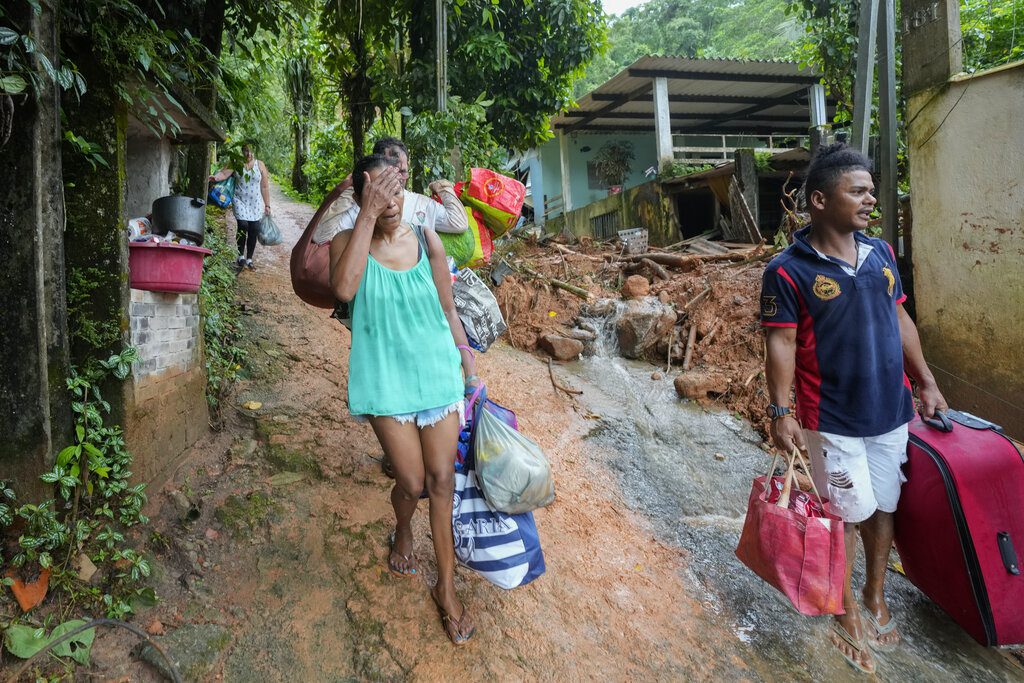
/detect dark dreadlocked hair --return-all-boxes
[804,142,873,198]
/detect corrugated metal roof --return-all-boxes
[553,56,832,135]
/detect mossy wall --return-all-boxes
[62,58,130,371]
[545,180,682,247]
[0,2,71,499]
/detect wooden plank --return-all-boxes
[728,176,763,244]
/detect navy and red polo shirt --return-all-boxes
[760,226,914,437]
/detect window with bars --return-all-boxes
[590,211,621,239]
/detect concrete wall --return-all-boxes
[126,131,173,218]
[907,62,1024,437]
[539,132,658,215]
[122,289,208,485]
[547,179,682,247]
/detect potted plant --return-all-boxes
[592,140,635,195]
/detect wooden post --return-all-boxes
[901,0,962,96]
[851,0,880,156]
[653,76,673,171]
[734,148,759,233]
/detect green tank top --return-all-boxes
[347,225,463,416]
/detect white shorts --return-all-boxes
[804,423,910,524]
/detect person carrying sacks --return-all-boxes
[312,137,467,245]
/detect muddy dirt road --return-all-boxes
[87,183,1023,682]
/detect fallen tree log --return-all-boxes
[519,265,593,300]
[617,251,754,268]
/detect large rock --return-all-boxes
[674,370,730,400]
[615,297,676,360]
[540,335,584,360]
[621,274,650,299]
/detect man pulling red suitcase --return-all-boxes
[761,143,947,674]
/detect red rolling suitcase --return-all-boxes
[895,410,1024,646]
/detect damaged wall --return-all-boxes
[907,62,1024,437]
[547,179,681,247]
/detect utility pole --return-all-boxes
[435,0,447,113]
[850,0,898,250]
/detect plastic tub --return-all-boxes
[128,241,213,293]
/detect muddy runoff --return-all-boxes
[552,301,1023,681]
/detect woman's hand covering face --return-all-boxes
[361,166,404,225]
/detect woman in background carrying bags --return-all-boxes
[210,141,271,270]
[329,154,480,645]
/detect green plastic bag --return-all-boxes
[437,214,476,268]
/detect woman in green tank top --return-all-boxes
[329,155,479,645]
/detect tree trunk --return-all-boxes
[291,122,308,194]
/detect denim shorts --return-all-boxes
[352,400,465,429]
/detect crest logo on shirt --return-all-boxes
[812,274,841,301]
[761,295,778,317]
[415,210,427,225]
[882,266,895,296]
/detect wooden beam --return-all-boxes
[627,68,820,85]
[680,92,822,132]
[554,123,813,135]
[590,92,816,105]
[877,0,899,248]
[563,81,653,134]
[562,111,826,123]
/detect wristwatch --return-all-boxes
[767,404,792,421]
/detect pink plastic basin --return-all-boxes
[128,241,213,293]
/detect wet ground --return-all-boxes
[78,183,1024,682]
[562,352,1024,681]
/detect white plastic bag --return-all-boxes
[473,405,555,514]
[452,267,506,351]
[257,214,283,246]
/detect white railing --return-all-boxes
[672,134,809,165]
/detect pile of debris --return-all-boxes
[492,229,776,436]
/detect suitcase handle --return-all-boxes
[922,410,953,433]
[997,532,1020,575]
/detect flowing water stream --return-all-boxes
[555,304,1023,681]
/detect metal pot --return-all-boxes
[151,195,206,245]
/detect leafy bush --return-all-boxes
[302,120,354,205]
[1,347,154,621]
[199,208,247,423]
[403,96,508,193]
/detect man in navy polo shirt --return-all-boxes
[761,143,945,674]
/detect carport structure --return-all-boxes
[547,56,835,214]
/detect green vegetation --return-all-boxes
[199,209,248,423]
[215,492,278,539]
[1,347,155,637]
[591,139,636,187]
[576,0,799,95]
[403,96,508,193]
